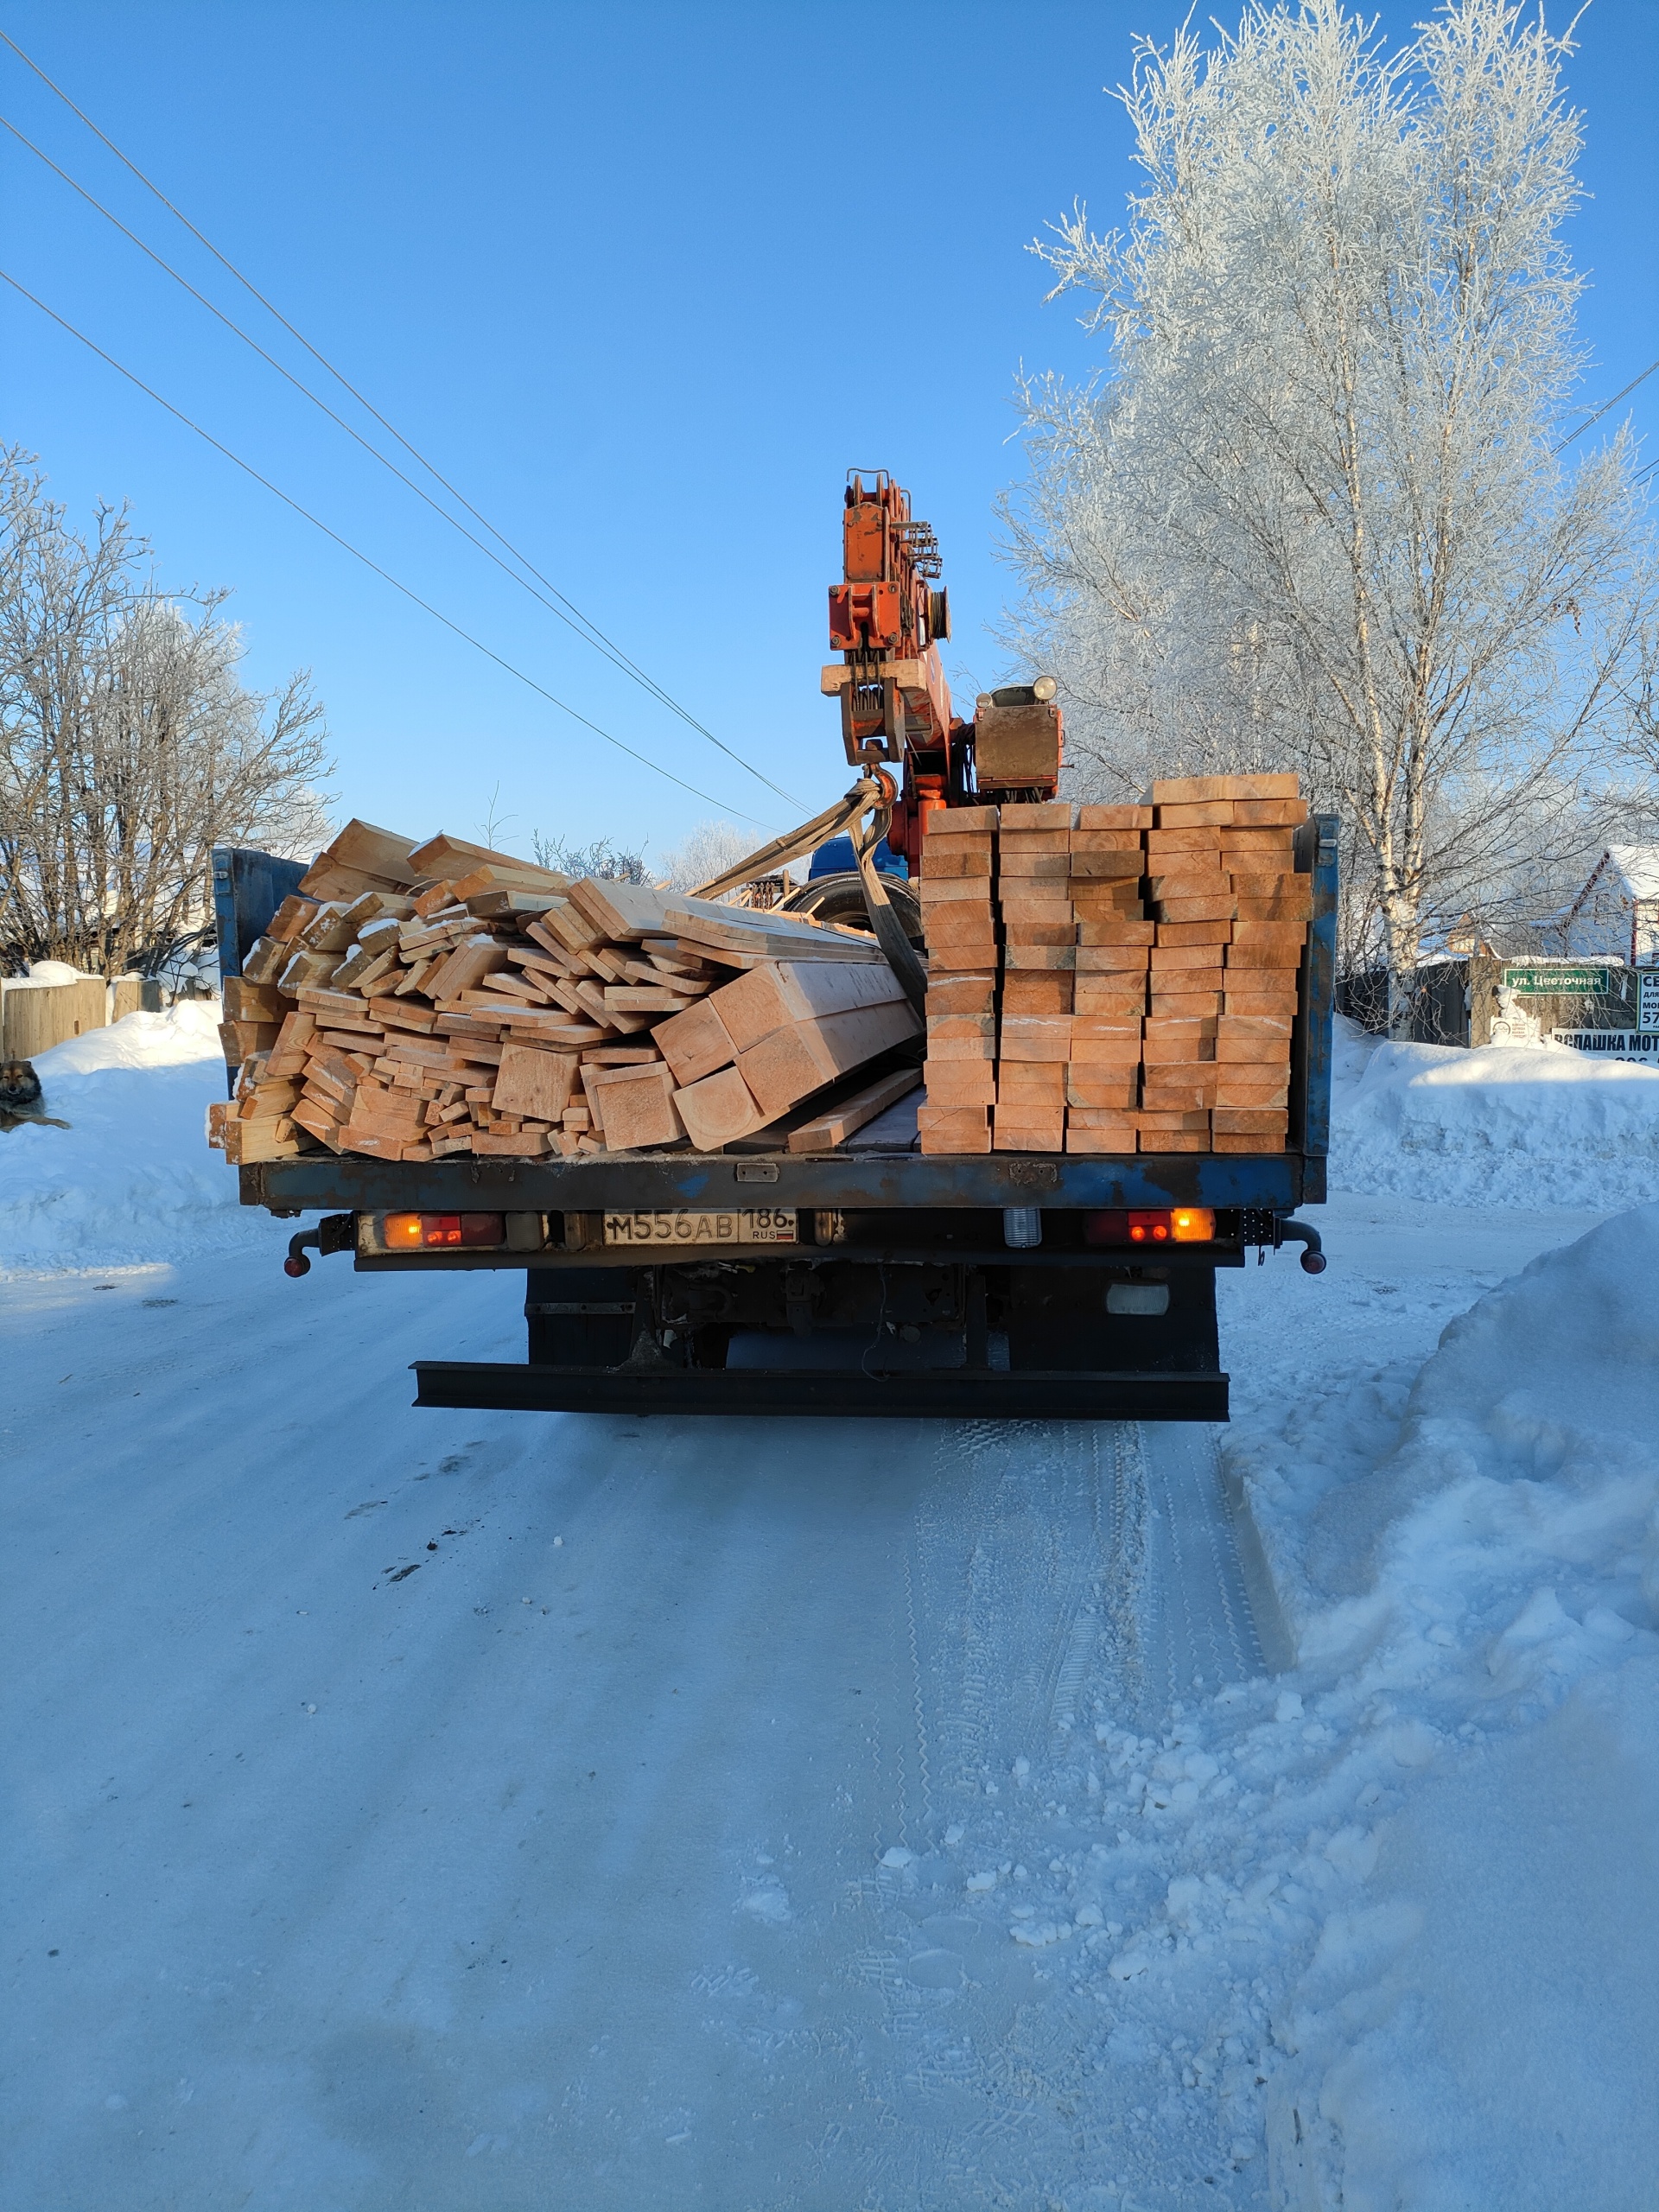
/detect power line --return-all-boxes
[0,110,806,810]
[0,25,807,809]
[0,269,779,830]
[1554,358,1659,454]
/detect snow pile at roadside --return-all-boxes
[0,1001,266,1274]
[931,1208,1659,2208]
[1331,1022,1659,1207]
[1224,1203,1659,2203]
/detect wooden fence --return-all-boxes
[0,976,166,1059]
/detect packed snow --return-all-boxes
[0,1001,257,1277]
[3,1006,1657,2208]
[1332,1013,1659,1207]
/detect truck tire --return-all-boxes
[777,871,925,947]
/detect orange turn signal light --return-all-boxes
[1166,1208,1216,1243]
[1085,1207,1217,1246]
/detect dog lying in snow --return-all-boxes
[0,1058,70,1131]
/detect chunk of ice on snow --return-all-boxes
[1010,1920,1067,1947]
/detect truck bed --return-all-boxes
[233,818,1336,1419]
[244,1135,1319,1230]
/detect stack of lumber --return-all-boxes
[915,776,1311,1155]
[208,820,920,1166]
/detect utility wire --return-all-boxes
[0,111,806,810]
[0,270,779,830]
[1554,357,1659,454]
[0,26,807,808]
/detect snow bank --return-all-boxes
[31,997,224,1075]
[1227,1205,1659,2205]
[1332,1020,1659,1207]
[959,1205,1659,2208]
[0,1001,268,1275]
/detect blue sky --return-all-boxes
[3,1,1655,864]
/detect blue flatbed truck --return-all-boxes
[222,817,1335,1422]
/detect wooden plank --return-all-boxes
[785,1066,921,1153]
[1230,798,1309,827]
[916,876,996,904]
[1153,800,1234,828]
[567,877,671,940]
[588,1062,686,1150]
[710,959,906,1054]
[918,846,992,878]
[999,800,1076,830]
[734,998,921,1122]
[491,1044,578,1121]
[1065,1071,1139,1108]
[267,893,321,940]
[922,1061,997,1106]
[1151,773,1299,804]
[1001,974,1071,1014]
[1067,850,1144,878]
[662,897,886,962]
[671,1064,767,1150]
[407,832,542,878]
[425,934,511,1002]
[917,1103,991,1154]
[1212,1108,1289,1137]
[450,861,572,899]
[1214,1074,1290,1107]
[1224,940,1306,971]
[1077,918,1155,946]
[327,818,422,882]
[652,995,741,1086]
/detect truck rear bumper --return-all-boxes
[410,1360,1229,1421]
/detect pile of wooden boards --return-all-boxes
[207,820,921,1166]
[916,776,1311,1155]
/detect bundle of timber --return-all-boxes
[915,776,1311,1155]
[207,820,920,1164]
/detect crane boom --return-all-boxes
[820,468,1064,862]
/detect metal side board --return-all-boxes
[247,1150,1308,1215]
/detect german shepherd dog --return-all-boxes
[0,1058,70,1131]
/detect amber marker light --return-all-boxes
[1169,1208,1216,1243]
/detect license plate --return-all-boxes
[602,1207,798,1247]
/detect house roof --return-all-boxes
[1603,847,1659,903]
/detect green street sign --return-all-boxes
[1501,965,1612,996]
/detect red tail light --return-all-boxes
[1085,1208,1216,1246]
[384,1212,505,1249]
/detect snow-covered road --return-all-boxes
[2,1186,1615,2211]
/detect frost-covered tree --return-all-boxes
[0,449,332,976]
[655,818,765,896]
[1004,0,1654,1030]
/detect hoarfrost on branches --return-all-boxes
[1003,0,1656,1028]
[0,448,332,978]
